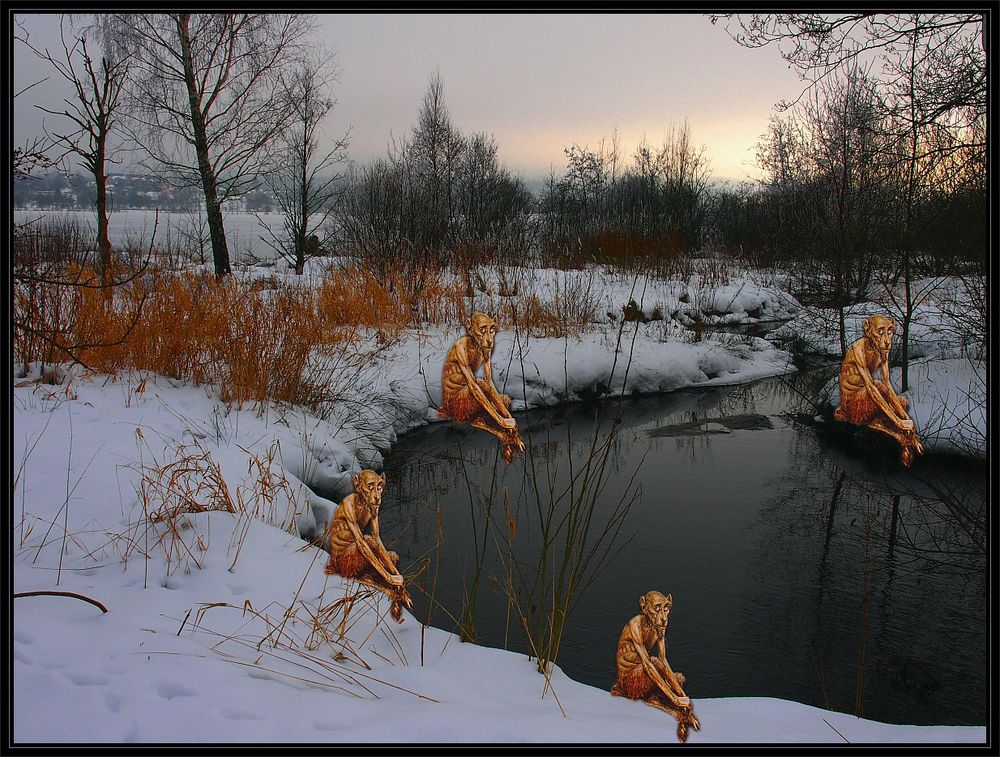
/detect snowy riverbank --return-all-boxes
[12,265,987,744]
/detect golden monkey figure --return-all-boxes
[324,470,412,623]
[439,312,526,464]
[612,591,701,743]
[834,314,924,467]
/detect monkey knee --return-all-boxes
[674,671,686,687]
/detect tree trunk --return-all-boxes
[94,143,112,290]
[901,247,911,392]
[177,14,231,277]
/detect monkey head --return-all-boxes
[466,312,498,355]
[639,590,673,630]
[862,315,896,359]
[352,469,386,511]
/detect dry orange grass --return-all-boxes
[16,258,602,409]
[17,263,469,407]
[316,265,465,338]
[68,269,333,407]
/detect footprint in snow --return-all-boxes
[67,671,110,686]
[157,681,195,699]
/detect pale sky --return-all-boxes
[12,12,807,184]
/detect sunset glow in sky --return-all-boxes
[13,12,808,184]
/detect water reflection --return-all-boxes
[377,372,987,727]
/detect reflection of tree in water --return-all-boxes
[751,419,987,725]
[383,371,986,725]
[384,399,644,658]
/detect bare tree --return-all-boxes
[22,16,130,288]
[715,12,987,387]
[259,57,349,275]
[107,13,316,277]
[409,71,466,254]
[12,22,54,181]
[710,13,986,120]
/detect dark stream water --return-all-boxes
[370,370,987,727]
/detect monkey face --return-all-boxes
[639,591,673,630]
[352,469,386,510]
[863,315,896,357]
[467,312,498,354]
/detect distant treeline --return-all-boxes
[14,172,277,213]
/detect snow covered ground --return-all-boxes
[12,367,985,744]
[12,268,987,744]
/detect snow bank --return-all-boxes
[462,263,800,329]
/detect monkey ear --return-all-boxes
[380,472,387,486]
[665,593,673,606]
[639,594,646,609]
[352,473,361,491]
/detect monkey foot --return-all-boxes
[677,722,689,743]
[901,446,914,467]
[504,429,525,454]
[391,601,404,623]
[676,708,700,743]
[503,444,516,465]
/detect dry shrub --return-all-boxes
[13,215,97,269]
[131,434,302,576]
[500,277,599,339]
[216,284,322,406]
[13,264,94,369]
[18,262,463,412]
[503,295,565,338]
[66,271,340,407]
[316,265,410,334]
[316,264,465,336]
[542,232,688,279]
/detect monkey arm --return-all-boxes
[482,361,513,419]
[851,346,909,429]
[877,359,912,418]
[630,625,688,709]
[657,637,687,697]
[369,517,402,578]
[459,360,511,427]
[344,508,398,585]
